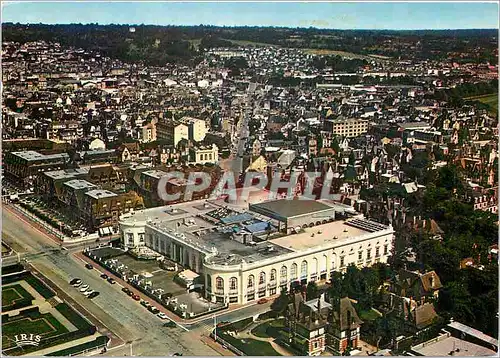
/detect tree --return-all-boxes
[330,136,340,154]
[271,287,290,316]
[306,281,319,300]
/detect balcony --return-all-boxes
[247,286,255,294]
[258,284,266,292]
[215,289,224,295]
[229,289,238,295]
[268,280,277,288]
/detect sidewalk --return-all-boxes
[200,335,236,356]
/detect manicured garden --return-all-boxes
[24,275,55,299]
[55,303,93,331]
[251,318,286,339]
[219,331,282,356]
[2,284,34,311]
[47,335,109,356]
[2,311,69,350]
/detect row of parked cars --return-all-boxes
[69,278,100,299]
[100,273,116,284]
[140,299,169,320]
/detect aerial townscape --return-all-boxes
[1,2,498,357]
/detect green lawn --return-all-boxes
[2,284,34,311]
[220,332,281,356]
[477,94,498,114]
[2,313,69,349]
[359,308,382,321]
[251,319,285,339]
[465,93,498,115]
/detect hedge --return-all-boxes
[2,271,30,285]
[2,298,33,312]
[2,264,25,276]
[47,335,109,356]
[55,303,93,331]
[5,327,94,356]
[24,275,55,299]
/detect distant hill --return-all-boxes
[2,23,497,65]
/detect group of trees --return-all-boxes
[431,79,498,108]
[4,23,496,65]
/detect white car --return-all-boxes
[157,313,169,320]
[73,281,82,288]
[79,285,89,292]
[83,289,94,296]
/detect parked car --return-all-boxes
[122,287,130,294]
[140,300,150,307]
[132,294,140,301]
[79,285,90,292]
[107,278,116,284]
[88,291,100,299]
[163,321,176,328]
[85,263,93,270]
[69,278,80,285]
[83,289,94,296]
[257,298,268,304]
[100,274,108,279]
[149,307,160,314]
[127,290,134,297]
[71,279,82,286]
[172,353,182,356]
[157,313,169,320]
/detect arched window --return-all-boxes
[247,275,255,288]
[229,277,237,291]
[280,266,287,282]
[301,260,308,278]
[270,269,276,282]
[291,263,298,280]
[312,257,318,274]
[259,271,266,285]
[216,277,224,291]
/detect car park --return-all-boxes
[85,263,93,270]
[79,284,89,292]
[88,292,100,299]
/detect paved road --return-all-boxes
[2,205,221,356]
[188,300,273,333]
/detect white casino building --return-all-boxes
[119,198,394,305]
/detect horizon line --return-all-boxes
[3,22,499,31]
